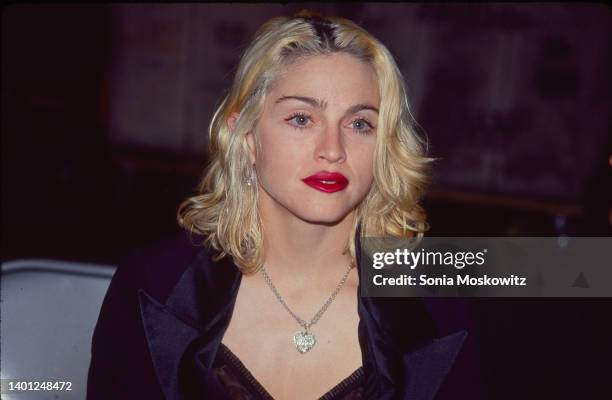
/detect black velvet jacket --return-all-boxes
[87,232,472,400]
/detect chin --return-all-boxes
[293,207,354,226]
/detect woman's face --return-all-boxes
[246,52,380,225]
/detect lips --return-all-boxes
[302,171,349,193]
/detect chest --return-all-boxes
[220,273,363,400]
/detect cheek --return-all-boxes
[351,144,376,183]
[254,119,314,168]
[255,132,303,178]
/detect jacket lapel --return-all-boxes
[138,249,241,400]
[400,331,468,400]
[355,231,467,400]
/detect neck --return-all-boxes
[258,196,356,286]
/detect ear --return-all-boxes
[227,111,255,165]
[228,112,256,164]
[227,112,240,132]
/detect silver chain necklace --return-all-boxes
[260,263,353,354]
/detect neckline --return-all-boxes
[217,342,365,400]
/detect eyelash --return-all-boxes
[284,112,374,135]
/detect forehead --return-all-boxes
[267,53,380,106]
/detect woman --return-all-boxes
[88,11,468,400]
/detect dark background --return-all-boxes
[2,4,611,399]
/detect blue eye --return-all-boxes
[286,112,312,130]
[350,118,374,135]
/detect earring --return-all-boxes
[245,167,256,187]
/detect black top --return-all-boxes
[213,343,365,399]
[87,231,479,400]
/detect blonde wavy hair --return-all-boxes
[178,10,434,274]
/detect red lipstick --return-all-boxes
[302,171,349,193]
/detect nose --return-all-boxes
[314,124,346,164]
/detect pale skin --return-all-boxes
[222,52,380,399]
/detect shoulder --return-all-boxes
[112,231,212,303]
[87,231,215,399]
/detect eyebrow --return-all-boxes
[274,95,379,114]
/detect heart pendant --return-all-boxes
[293,331,316,353]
